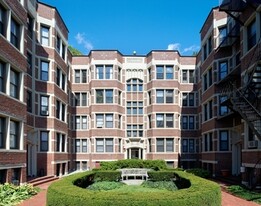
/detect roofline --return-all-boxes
[38,1,69,33]
[72,49,195,58]
[199,6,219,33]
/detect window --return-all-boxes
[219,95,229,116]
[127,125,143,137]
[182,116,195,130]
[96,65,113,79]
[182,70,194,83]
[0,61,4,92]
[11,18,20,49]
[127,101,143,115]
[156,114,174,128]
[96,138,114,153]
[219,26,227,45]
[156,138,174,152]
[182,139,195,153]
[96,114,113,128]
[40,61,49,81]
[56,68,66,90]
[40,25,49,46]
[148,68,152,81]
[118,91,121,105]
[118,67,121,81]
[27,52,32,76]
[203,73,208,91]
[27,15,33,39]
[203,44,207,61]
[204,133,213,152]
[0,117,4,148]
[220,130,229,151]
[56,100,66,121]
[203,68,212,91]
[204,100,213,121]
[247,19,256,50]
[75,139,88,153]
[40,96,49,116]
[96,89,113,103]
[127,78,143,92]
[40,131,48,151]
[74,69,87,83]
[27,91,32,112]
[10,69,19,99]
[208,68,212,86]
[208,36,212,54]
[56,133,66,152]
[56,35,61,53]
[75,92,87,106]
[156,65,174,79]
[219,61,228,80]
[0,5,6,36]
[156,90,174,104]
[75,116,88,130]
[182,93,195,107]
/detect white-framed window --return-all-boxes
[74,69,87,83]
[0,4,7,36]
[156,89,174,104]
[40,61,49,81]
[75,139,88,153]
[75,116,88,130]
[0,117,4,149]
[156,65,174,79]
[10,18,21,49]
[40,25,49,46]
[9,120,19,149]
[219,130,229,151]
[182,70,194,83]
[219,61,228,80]
[74,92,87,106]
[10,69,20,99]
[96,114,113,128]
[40,131,49,151]
[156,114,174,128]
[56,133,66,152]
[219,95,229,116]
[0,61,5,92]
[204,133,213,152]
[127,124,143,137]
[56,100,66,121]
[27,14,34,39]
[182,139,195,153]
[182,92,195,107]
[40,95,49,116]
[56,68,66,91]
[96,89,113,103]
[127,78,143,92]
[96,65,113,79]
[203,68,213,91]
[156,138,174,152]
[203,100,213,121]
[127,101,143,115]
[181,115,195,130]
[96,138,113,153]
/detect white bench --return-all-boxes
[119,168,150,180]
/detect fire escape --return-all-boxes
[219,0,261,142]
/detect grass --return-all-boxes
[227,185,261,204]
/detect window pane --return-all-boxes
[105,66,113,79]
[156,114,164,128]
[96,90,104,103]
[156,66,164,79]
[166,114,173,128]
[106,90,113,103]
[96,139,104,152]
[156,90,164,103]
[166,66,173,79]
[105,138,113,152]
[96,66,104,79]
[166,90,173,103]
[166,139,173,152]
[156,138,164,152]
[41,61,49,81]
[96,114,104,128]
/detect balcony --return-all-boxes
[219,0,247,12]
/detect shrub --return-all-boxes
[94,171,121,182]
[142,181,178,191]
[185,168,210,178]
[47,170,221,206]
[227,185,261,202]
[87,181,125,191]
[0,183,39,206]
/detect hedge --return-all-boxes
[47,170,221,206]
[99,159,168,170]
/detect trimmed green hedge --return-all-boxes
[99,159,167,170]
[47,170,221,206]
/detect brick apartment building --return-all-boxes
[0,0,260,189]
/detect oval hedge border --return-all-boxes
[47,171,221,206]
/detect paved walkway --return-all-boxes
[17,181,260,206]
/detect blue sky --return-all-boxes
[40,0,219,55]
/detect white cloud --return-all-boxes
[183,45,200,53]
[75,33,93,52]
[167,43,180,51]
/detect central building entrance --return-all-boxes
[127,147,143,159]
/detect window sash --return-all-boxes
[156,66,164,79]
[220,131,229,151]
[40,131,48,151]
[75,70,80,83]
[96,66,104,79]
[166,66,173,79]
[11,19,19,49]
[96,139,104,152]
[166,90,173,103]
[96,90,104,103]
[82,140,87,152]
[41,26,49,46]
[156,90,164,103]
[40,96,49,115]
[96,115,104,127]
[0,62,4,92]
[105,139,113,152]
[0,117,4,148]
[41,61,49,81]
[156,139,164,152]
[156,114,164,128]
[10,121,18,149]
[10,69,19,98]
[166,139,174,152]
[105,66,113,79]
[105,114,113,128]
[105,90,113,103]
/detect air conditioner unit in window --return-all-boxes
[248,140,258,148]
[97,125,103,128]
[41,110,49,116]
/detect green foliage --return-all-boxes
[87,181,124,191]
[0,183,40,206]
[185,168,210,178]
[227,185,261,202]
[68,45,83,55]
[94,171,121,182]
[99,159,167,170]
[148,171,176,181]
[142,181,178,191]
[47,170,221,206]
